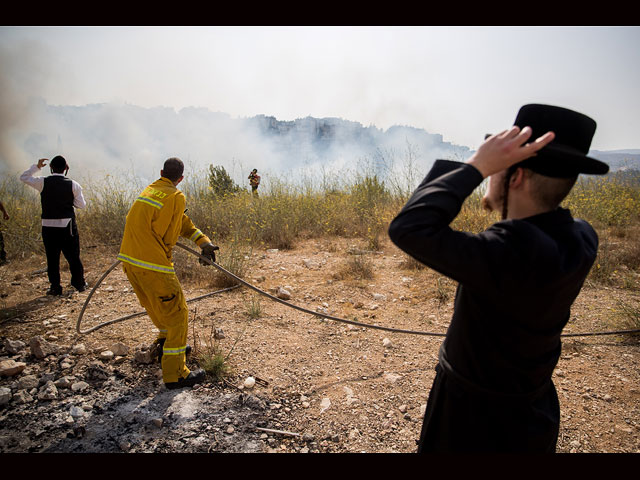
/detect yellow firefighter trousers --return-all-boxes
[122,263,190,383]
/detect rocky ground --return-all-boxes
[0,236,639,454]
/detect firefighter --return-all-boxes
[20,156,87,295]
[118,157,219,390]
[248,169,260,196]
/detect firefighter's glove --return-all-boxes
[200,243,219,266]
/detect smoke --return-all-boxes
[0,94,473,194]
[0,39,472,191]
[0,39,56,174]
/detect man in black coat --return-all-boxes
[20,155,87,296]
[388,104,609,453]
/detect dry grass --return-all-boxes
[2,164,638,292]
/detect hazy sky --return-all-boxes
[1,25,639,151]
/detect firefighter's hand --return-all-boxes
[200,243,219,266]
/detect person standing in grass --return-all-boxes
[248,168,260,197]
[0,200,9,265]
[20,156,87,295]
[389,104,609,453]
[118,157,219,390]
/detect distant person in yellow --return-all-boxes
[118,157,219,390]
[248,168,260,196]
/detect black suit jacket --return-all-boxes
[388,159,598,395]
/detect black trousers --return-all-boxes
[41,219,85,290]
[0,230,6,261]
[417,364,560,453]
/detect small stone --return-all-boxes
[71,381,90,393]
[71,344,87,355]
[382,338,393,348]
[29,335,58,359]
[0,359,27,377]
[110,343,129,356]
[214,328,225,339]
[276,287,291,300]
[98,351,114,361]
[152,418,163,428]
[226,426,235,434]
[38,381,58,401]
[243,377,256,389]
[320,397,331,413]
[383,372,402,384]
[603,394,613,402]
[17,374,39,390]
[134,346,155,364]
[55,376,75,389]
[69,406,84,418]
[0,387,11,405]
[12,390,33,404]
[398,404,408,413]
[3,338,26,354]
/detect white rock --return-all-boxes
[320,397,331,413]
[382,338,393,348]
[99,350,114,361]
[276,287,291,300]
[372,293,386,301]
[243,377,256,389]
[383,372,402,384]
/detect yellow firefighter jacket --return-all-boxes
[118,177,211,274]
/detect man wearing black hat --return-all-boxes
[388,104,609,453]
[20,156,87,296]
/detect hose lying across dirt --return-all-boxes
[76,242,640,339]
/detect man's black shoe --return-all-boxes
[46,286,63,296]
[164,368,206,390]
[74,282,89,292]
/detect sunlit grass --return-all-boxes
[2,163,638,290]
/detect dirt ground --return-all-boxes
[0,235,639,454]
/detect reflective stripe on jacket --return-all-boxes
[118,177,211,274]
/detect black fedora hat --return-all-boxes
[511,104,609,177]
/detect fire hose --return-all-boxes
[76,242,640,338]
